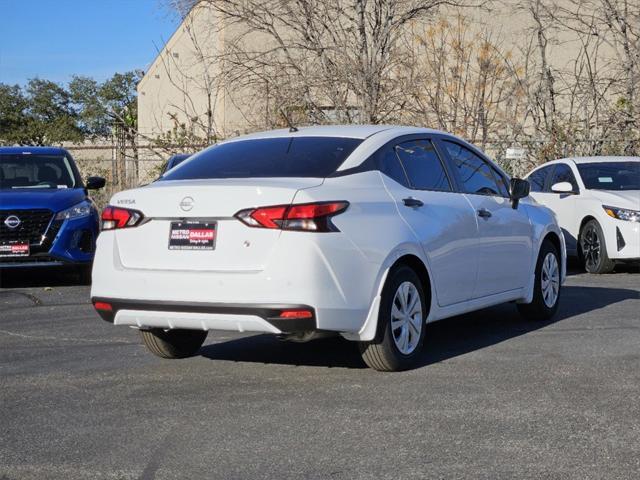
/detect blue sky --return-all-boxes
[0,0,180,85]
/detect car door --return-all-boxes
[439,139,533,298]
[376,138,479,307]
[535,163,580,253]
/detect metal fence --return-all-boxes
[66,142,201,208]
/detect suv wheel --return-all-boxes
[358,265,427,371]
[580,219,615,274]
[140,329,208,359]
[518,240,561,321]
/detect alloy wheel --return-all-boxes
[581,226,601,270]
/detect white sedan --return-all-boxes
[91,125,565,371]
[526,156,639,274]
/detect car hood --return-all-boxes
[588,189,640,210]
[0,188,87,212]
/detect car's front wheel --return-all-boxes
[358,265,427,371]
[140,329,208,359]
[579,219,615,274]
[518,240,561,321]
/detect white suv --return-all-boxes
[526,157,639,273]
[92,126,565,371]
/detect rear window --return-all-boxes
[161,137,362,180]
[0,154,78,189]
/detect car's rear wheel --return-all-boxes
[518,240,561,321]
[579,219,615,274]
[358,265,427,372]
[140,329,208,359]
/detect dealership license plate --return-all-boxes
[168,221,217,250]
[0,241,30,257]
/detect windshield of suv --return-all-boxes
[0,154,78,190]
[577,161,640,191]
[161,137,363,180]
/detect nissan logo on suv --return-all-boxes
[4,215,21,229]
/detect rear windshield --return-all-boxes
[161,137,362,180]
[577,162,640,191]
[0,154,79,189]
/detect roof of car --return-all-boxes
[562,156,640,164]
[527,156,640,174]
[0,146,69,155]
[224,125,448,142]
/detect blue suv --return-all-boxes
[0,147,105,277]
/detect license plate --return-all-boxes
[168,221,217,250]
[0,241,30,257]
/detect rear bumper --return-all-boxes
[91,229,380,334]
[92,297,316,334]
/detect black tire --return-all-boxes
[518,240,561,321]
[358,265,427,372]
[140,329,208,359]
[76,265,92,285]
[579,219,615,274]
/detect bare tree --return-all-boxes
[200,0,475,126]
[403,14,523,148]
[151,5,223,146]
[550,0,640,151]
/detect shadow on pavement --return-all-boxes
[566,257,639,276]
[200,285,638,370]
[0,266,87,288]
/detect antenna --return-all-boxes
[280,108,298,132]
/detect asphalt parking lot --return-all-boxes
[1,264,639,480]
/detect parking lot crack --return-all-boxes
[0,291,43,306]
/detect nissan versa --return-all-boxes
[91,126,566,371]
[0,147,105,278]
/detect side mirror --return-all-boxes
[509,178,530,209]
[86,176,106,190]
[551,181,575,194]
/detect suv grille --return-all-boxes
[0,209,55,245]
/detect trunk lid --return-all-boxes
[109,178,322,272]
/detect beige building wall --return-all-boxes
[137,4,227,139]
[137,1,616,141]
[137,3,272,140]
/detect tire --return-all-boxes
[579,219,615,274]
[77,265,92,285]
[518,240,561,321]
[140,329,208,359]
[358,265,427,372]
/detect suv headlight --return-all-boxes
[55,200,93,221]
[603,205,640,222]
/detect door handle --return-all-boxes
[477,208,492,218]
[403,197,424,208]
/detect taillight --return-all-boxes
[278,309,313,319]
[93,301,113,312]
[235,201,349,232]
[101,206,144,230]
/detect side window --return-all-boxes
[376,145,410,187]
[443,141,502,196]
[493,171,510,197]
[527,166,551,192]
[550,164,579,192]
[394,139,451,191]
